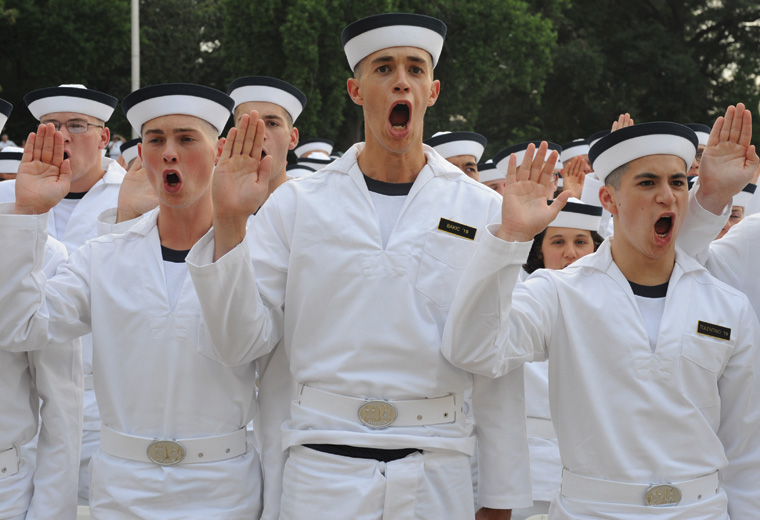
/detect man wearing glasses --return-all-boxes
[0,84,125,506]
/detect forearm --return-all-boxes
[441,225,535,377]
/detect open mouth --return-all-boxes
[261,150,267,160]
[654,215,673,238]
[164,170,182,190]
[389,102,410,129]
[63,152,70,160]
[166,173,180,186]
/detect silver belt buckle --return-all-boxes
[147,440,185,465]
[645,484,682,506]
[358,400,398,429]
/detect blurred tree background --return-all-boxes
[1,0,759,159]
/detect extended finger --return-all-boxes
[706,115,723,148]
[539,150,559,185]
[51,131,64,168]
[251,118,265,161]
[40,123,56,165]
[505,154,518,184]
[516,144,535,182]
[21,132,36,164]
[244,111,260,158]
[530,142,549,183]
[737,104,752,148]
[728,102,745,143]
[221,127,237,160]
[719,105,735,143]
[32,124,46,162]
[232,114,249,156]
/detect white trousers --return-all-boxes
[280,445,475,520]
[89,432,262,520]
[549,488,729,520]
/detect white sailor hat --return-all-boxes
[227,76,307,123]
[0,98,11,130]
[560,139,589,163]
[122,83,234,136]
[120,137,141,166]
[588,130,610,148]
[733,183,756,208]
[684,123,711,146]
[297,154,333,170]
[548,198,603,231]
[24,84,117,122]
[424,131,487,162]
[478,161,503,183]
[286,163,317,179]
[294,137,334,158]
[341,13,447,72]
[493,141,563,176]
[588,122,698,184]
[580,173,604,206]
[0,146,23,174]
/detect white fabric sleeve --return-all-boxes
[441,224,548,377]
[718,302,760,516]
[676,182,731,264]
[21,235,83,518]
[256,342,297,520]
[186,227,282,367]
[473,369,533,509]
[25,342,83,519]
[0,203,93,352]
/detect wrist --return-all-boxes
[695,189,732,216]
[495,225,534,243]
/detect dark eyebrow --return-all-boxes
[262,115,285,122]
[144,129,164,135]
[464,162,477,167]
[370,55,393,65]
[173,128,202,134]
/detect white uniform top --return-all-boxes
[0,237,83,519]
[187,143,533,509]
[0,156,125,431]
[441,229,760,517]
[0,207,262,517]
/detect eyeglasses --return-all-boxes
[40,119,104,134]
[694,150,703,163]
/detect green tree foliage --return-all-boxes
[533,0,760,145]
[0,0,131,139]
[220,0,560,156]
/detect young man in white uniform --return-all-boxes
[424,130,488,180]
[0,84,271,519]
[441,108,760,519]
[187,12,531,520]
[0,85,125,505]
[0,101,83,520]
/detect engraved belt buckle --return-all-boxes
[645,484,682,506]
[147,440,186,466]
[358,400,398,429]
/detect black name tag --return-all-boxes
[438,218,477,240]
[697,321,731,341]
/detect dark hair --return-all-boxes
[523,228,604,274]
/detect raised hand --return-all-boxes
[14,123,71,215]
[697,103,760,214]
[213,110,273,219]
[116,156,159,222]
[561,156,586,198]
[611,113,634,132]
[211,110,273,260]
[495,142,571,242]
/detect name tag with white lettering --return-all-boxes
[697,321,731,341]
[438,218,477,240]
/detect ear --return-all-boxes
[288,127,299,151]
[137,142,142,161]
[428,79,441,107]
[214,137,226,165]
[347,77,363,106]
[99,127,111,150]
[598,184,618,215]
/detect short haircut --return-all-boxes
[604,162,630,190]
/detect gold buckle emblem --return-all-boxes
[147,440,185,465]
[645,484,682,506]
[358,400,398,429]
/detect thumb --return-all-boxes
[59,159,73,188]
[548,190,572,217]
